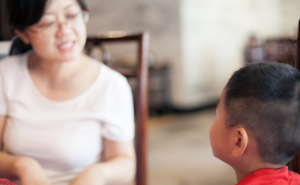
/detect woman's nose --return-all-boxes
[56,21,73,37]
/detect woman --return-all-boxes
[0,0,136,185]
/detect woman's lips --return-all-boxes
[58,41,75,49]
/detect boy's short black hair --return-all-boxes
[225,62,300,165]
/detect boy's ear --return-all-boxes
[14,29,31,44]
[232,127,248,157]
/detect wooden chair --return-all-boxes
[85,31,150,185]
[296,20,300,71]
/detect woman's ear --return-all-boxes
[232,127,248,157]
[14,29,31,44]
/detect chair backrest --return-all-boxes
[296,20,300,71]
[85,32,150,185]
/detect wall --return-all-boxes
[85,0,300,108]
[179,0,284,107]
[84,0,185,108]
[179,0,300,108]
[281,0,300,35]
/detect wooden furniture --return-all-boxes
[296,20,300,71]
[265,38,297,67]
[244,37,297,66]
[85,31,150,185]
[148,65,172,115]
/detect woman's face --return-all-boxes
[25,0,87,62]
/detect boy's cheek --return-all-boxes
[208,125,214,147]
[209,126,218,157]
[209,126,225,159]
[210,141,221,159]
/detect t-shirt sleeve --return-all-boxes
[0,60,8,115]
[101,76,135,142]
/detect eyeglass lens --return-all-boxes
[38,12,88,38]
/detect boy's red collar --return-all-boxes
[0,179,18,185]
[249,166,288,176]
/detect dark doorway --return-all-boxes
[0,0,12,41]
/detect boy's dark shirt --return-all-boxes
[236,166,300,185]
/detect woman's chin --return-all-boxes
[55,49,82,62]
[50,53,78,62]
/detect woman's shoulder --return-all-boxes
[0,52,30,72]
[90,62,132,96]
[0,51,30,62]
[99,62,129,84]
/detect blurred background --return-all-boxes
[1,0,300,184]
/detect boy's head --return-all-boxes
[210,62,300,167]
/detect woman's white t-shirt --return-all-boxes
[0,52,135,185]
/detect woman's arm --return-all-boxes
[0,115,20,179]
[0,115,52,185]
[70,138,136,185]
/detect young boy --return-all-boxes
[209,62,300,184]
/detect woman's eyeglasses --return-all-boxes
[28,11,90,38]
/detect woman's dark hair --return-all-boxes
[6,0,88,55]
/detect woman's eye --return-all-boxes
[67,13,80,19]
[39,22,54,29]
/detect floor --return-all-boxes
[147,108,236,185]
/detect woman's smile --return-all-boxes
[57,41,75,51]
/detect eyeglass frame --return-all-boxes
[27,10,90,38]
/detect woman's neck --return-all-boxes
[28,53,85,82]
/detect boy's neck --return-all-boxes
[235,162,284,182]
